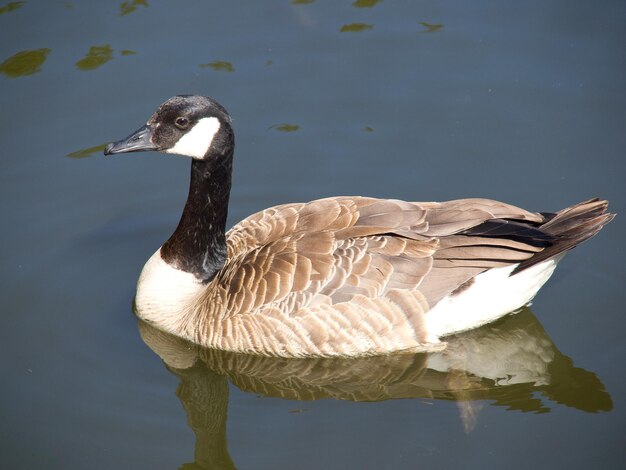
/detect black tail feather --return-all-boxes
[512,199,614,274]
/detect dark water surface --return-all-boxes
[1,1,625,469]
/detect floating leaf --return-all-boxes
[352,0,382,8]
[67,144,107,159]
[75,45,113,71]
[340,23,373,33]
[0,48,50,78]
[0,1,25,16]
[291,0,314,4]
[363,126,374,133]
[418,21,443,33]
[265,59,273,66]
[120,49,136,56]
[200,60,234,72]
[269,124,300,132]
[120,0,148,16]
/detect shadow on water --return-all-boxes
[138,307,612,469]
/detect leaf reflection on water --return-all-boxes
[418,21,444,33]
[0,48,51,78]
[0,1,25,16]
[138,307,612,468]
[340,23,374,33]
[119,0,148,17]
[352,0,383,8]
[269,123,300,132]
[75,45,114,71]
[67,143,107,159]
[200,61,234,72]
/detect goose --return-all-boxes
[104,95,614,358]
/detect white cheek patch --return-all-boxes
[166,116,221,158]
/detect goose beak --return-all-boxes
[104,125,158,155]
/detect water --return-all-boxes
[1,1,625,469]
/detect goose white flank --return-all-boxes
[104,95,614,358]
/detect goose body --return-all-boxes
[105,95,613,357]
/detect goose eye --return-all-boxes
[174,117,190,129]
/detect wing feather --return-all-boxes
[217,196,548,320]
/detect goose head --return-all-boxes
[104,95,234,160]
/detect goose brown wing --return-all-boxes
[217,197,546,317]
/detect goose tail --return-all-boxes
[512,198,615,274]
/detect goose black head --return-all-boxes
[104,95,234,160]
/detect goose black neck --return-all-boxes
[161,151,233,282]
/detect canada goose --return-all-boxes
[104,95,614,358]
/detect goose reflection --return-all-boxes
[138,307,611,469]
